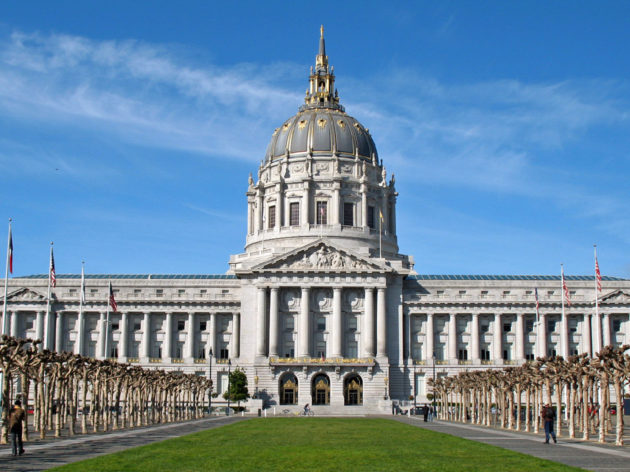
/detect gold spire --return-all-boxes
[304,25,341,109]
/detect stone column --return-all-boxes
[538,314,548,358]
[584,314,592,356]
[256,287,267,357]
[515,313,525,361]
[255,190,263,233]
[276,183,283,230]
[471,313,480,363]
[602,313,611,347]
[119,312,128,359]
[298,287,310,357]
[142,312,151,359]
[561,312,570,358]
[332,180,341,225]
[493,313,502,363]
[448,313,457,363]
[55,312,64,352]
[36,311,45,351]
[247,201,253,235]
[233,313,240,358]
[76,310,85,356]
[592,313,602,353]
[98,312,106,359]
[186,312,195,360]
[209,313,216,358]
[360,183,367,228]
[303,181,310,226]
[269,288,279,357]
[163,312,173,360]
[332,287,343,357]
[426,313,434,361]
[363,288,374,357]
[10,311,18,337]
[376,287,387,358]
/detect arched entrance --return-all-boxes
[344,374,363,405]
[279,373,298,405]
[311,373,330,405]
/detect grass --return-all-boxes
[50,418,586,472]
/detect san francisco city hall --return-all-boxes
[3,30,630,413]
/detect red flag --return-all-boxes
[50,247,56,288]
[595,257,602,292]
[108,282,118,312]
[7,225,12,274]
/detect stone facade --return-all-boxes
[2,29,629,412]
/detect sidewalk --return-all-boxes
[0,416,246,472]
[395,416,630,472]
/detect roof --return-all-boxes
[17,274,237,280]
[406,275,627,281]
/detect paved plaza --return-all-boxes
[0,416,245,472]
[2,414,630,471]
[397,416,630,472]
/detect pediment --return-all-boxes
[252,240,392,274]
[7,287,47,302]
[599,289,630,304]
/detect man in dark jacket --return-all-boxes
[542,404,557,444]
[9,399,26,456]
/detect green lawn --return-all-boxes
[51,418,586,472]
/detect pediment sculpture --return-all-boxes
[600,290,630,304]
[7,288,47,302]
[265,244,374,271]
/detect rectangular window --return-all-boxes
[219,348,229,359]
[317,317,326,331]
[503,349,509,360]
[268,205,276,229]
[548,348,557,357]
[613,319,622,332]
[347,341,358,358]
[316,201,327,225]
[111,323,119,331]
[156,289,163,297]
[133,322,141,331]
[548,320,557,333]
[347,317,357,331]
[367,206,375,229]
[526,320,534,332]
[25,319,34,330]
[343,202,354,226]
[200,321,207,331]
[285,316,294,331]
[290,202,300,226]
[457,349,468,360]
[481,349,490,360]
[198,348,205,359]
[316,342,326,358]
[177,320,185,331]
[525,353,535,361]
[503,322,512,332]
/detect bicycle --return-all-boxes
[301,409,315,416]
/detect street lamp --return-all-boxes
[207,347,213,415]
[226,359,232,416]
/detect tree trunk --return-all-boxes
[555,381,562,437]
[614,378,624,446]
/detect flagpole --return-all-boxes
[105,281,111,359]
[377,208,385,259]
[44,242,54,350]
[561,264,566,357]
[1,218,11,336]
[594,244,601,354]
[78,261,85,356]
[534,288,541,358]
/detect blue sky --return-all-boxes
[1,1,629,277]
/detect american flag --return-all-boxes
[562,267,572,307]
[108,282,118,312]
[534,288,540,322]
[7,224,12,274]
[50,247,56,288]
[595,257,602,292]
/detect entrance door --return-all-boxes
[280,375,298,405]
[311,374,330,405]
[344,375,363,405]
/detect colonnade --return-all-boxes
[257,285,388,359]
[410,311,618,364]
[2,309,240,362]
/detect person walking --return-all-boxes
[423,404,429,422]
[9,399,26,456]
[542,403,557,444]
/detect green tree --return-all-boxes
[223,368,250,409]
